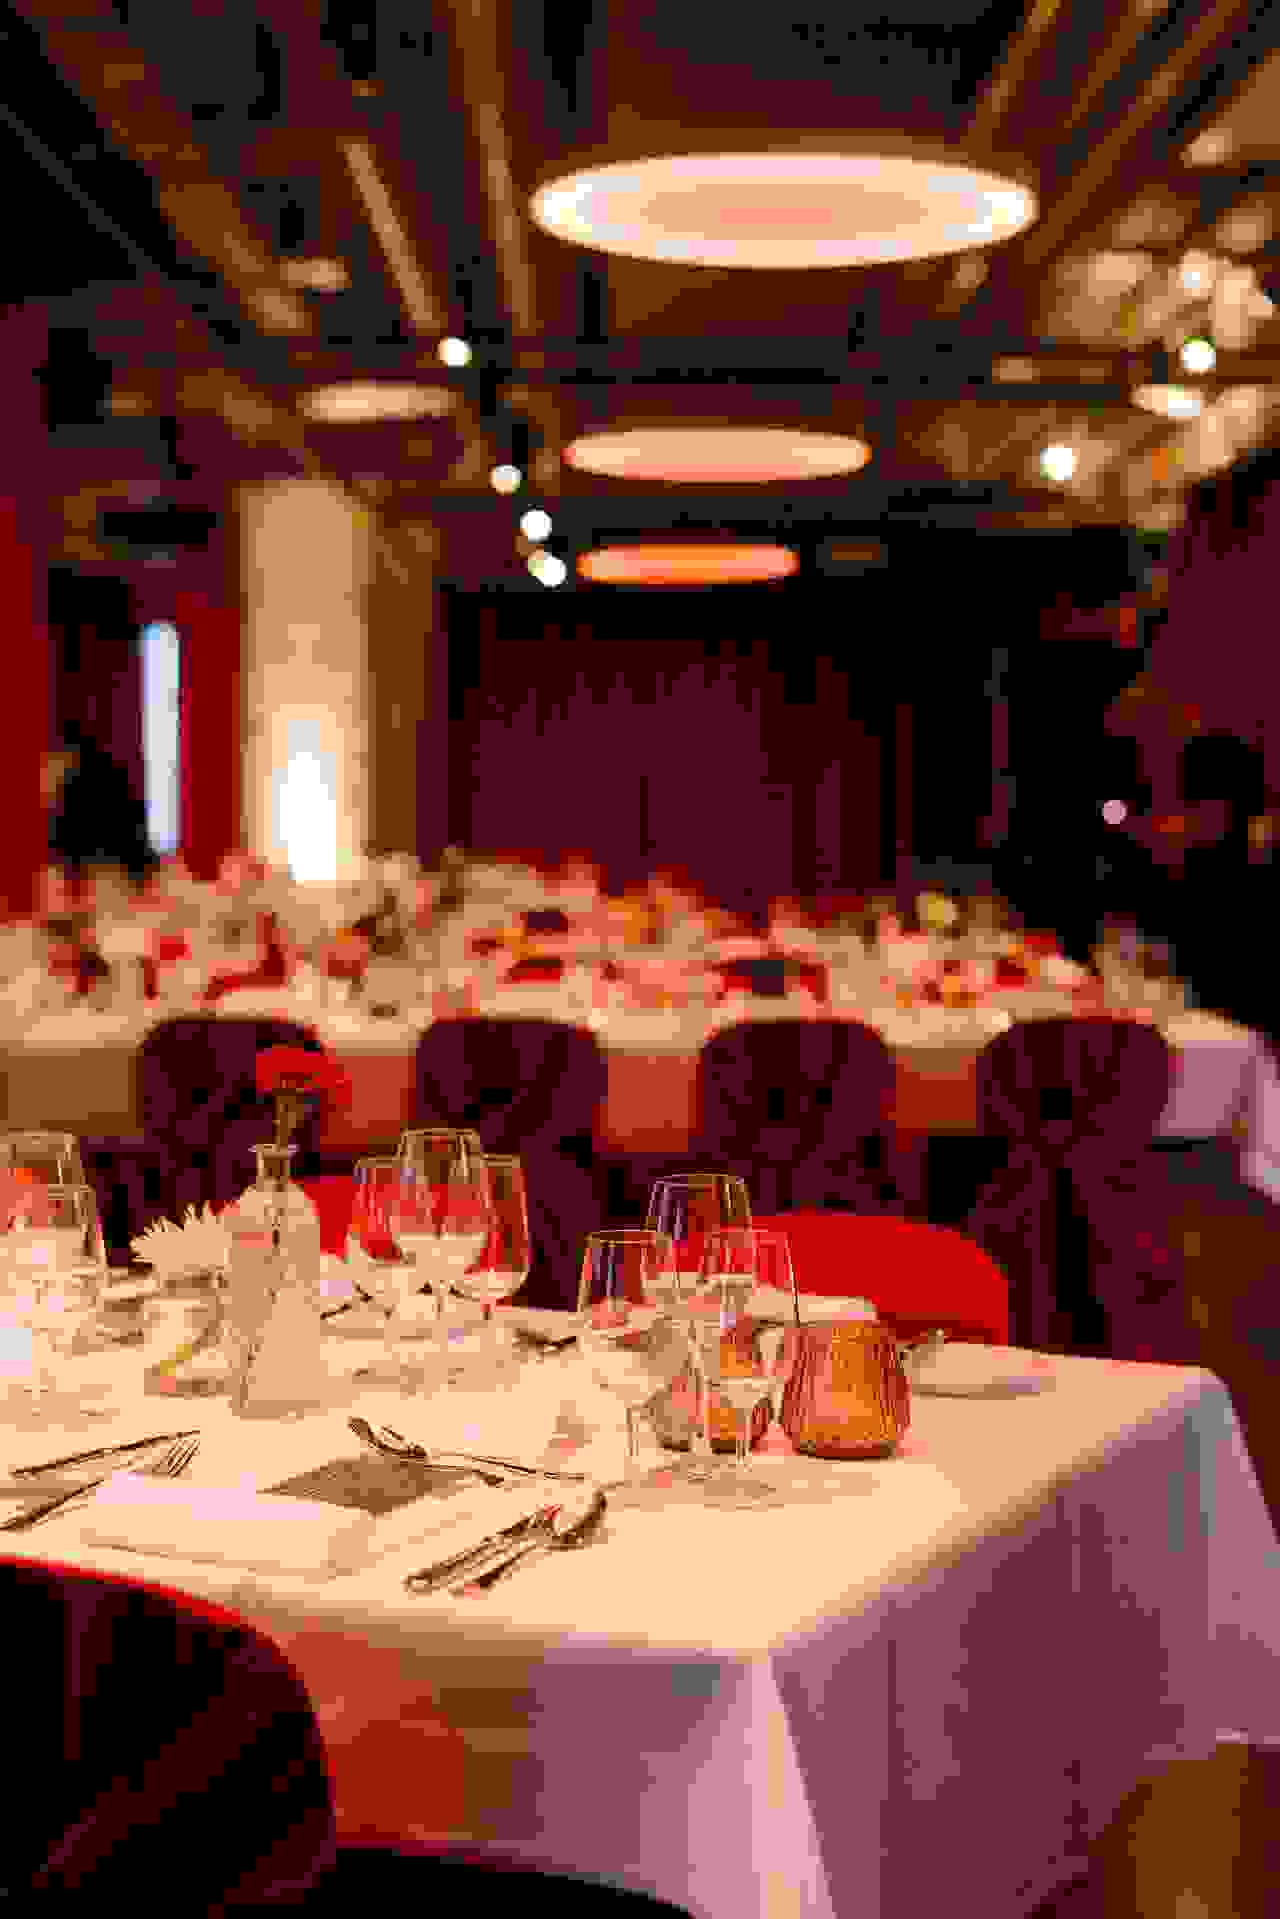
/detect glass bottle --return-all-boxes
[224,1144,326,1416]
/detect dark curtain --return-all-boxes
[445,585,888,914]
[47,568,145,829]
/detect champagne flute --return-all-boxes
[692,1227,781,1504]
[645,1173,751,1479]
[450,1155,531,1354]
[577,1231,686,1483]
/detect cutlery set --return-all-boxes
[2,1432,201,1532]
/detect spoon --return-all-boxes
[452,1484,607,1594]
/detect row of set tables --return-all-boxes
[2,1281,1277,1919]
[2,971,1277,1201]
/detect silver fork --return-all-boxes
[0,1434,202,1532]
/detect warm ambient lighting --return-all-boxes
[490,464,523,494]
[530,149,1035,269]
[520,508,553,541]
[299,382,454,424]
[341,139,445,335]
[578,544,799,586]
[1132,385,1204,420]
[1040,443,1076,483]
[438,336,473,368]
[563,427,871,484]
[528,551,567,586]
[1180,335,1217,374]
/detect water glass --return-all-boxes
[348,1157,404,1267]
[646,1174,751,1475]
[577,1230,686,1481]
[2,1183,103,1405]
[391,1145,493,1357]
[690,1227,783,1503]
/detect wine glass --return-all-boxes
[646,1173,751,1478]
[347,1158,404,1268]
[577,1230,687,1483]
[691,1227,782,1505]
[2,1183,103,1407]
[392,1140,493,1359]
[397,1128,483,1175]
[450,1154,531,1354]
[0,1134,105,1268]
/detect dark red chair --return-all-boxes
[964,1016,1183,1356]
[695,1019,903,1216]
[750,1210,1010,1346]
[413,1019,609,1308]
[1,1556,337,1904]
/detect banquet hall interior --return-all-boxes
[2,0,1280,1912]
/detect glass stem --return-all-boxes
[735,1401,753,1474]
[693,1359,714,1460]
[625,1403,639,1478]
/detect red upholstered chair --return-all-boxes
[750,1211,1010,1347]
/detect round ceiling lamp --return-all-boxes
[299,382,454,424]
[577,543,798,586]
[530,142,1036,269]
[564,426,871,484]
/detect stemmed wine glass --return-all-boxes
[449,1154,531,1355]
[1,1183,104,1408]
[691,1227,782,1505]
[645,1173,751,1479]
[577,1230,688,1483]
[0,1133,106,1269]
[392,1135,493,1370]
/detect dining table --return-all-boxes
[1,1302,1277,1919]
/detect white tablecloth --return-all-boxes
[2,1329,1277,1919]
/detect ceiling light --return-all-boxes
[531,147,1036,270]
[438,337,473,368]
[279,257,351,294]
[577,544,799,586]
[1040,444,1077,483]
[1101,800,1128,826]
[1178,252,1215,296]
[1132,384,1204,420]
[490,464,523,494]
[993,358,1038,384]
[529,551,567,586]
[1180,334,1216,373]
[563,427,871,484]
[520,508,553,541]
[299,382,455,424]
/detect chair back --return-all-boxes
[1,1556,335,1901]
[751,1210,1009,1345]
[967,1015,1176,1351]
[139,1016,324,1221]
[413,1018,608,1307]
[698,1019,898,1214]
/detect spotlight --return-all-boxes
[1101,799,1128,826]
[1179,334,1216,374]
[437,337,473,368]
[520,507,553,542]
[490,464,523,494]
[1040,443,1076,484]
[528,550,567,586]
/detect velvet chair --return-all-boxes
[1,1557,337,1904]
[750,1210,1010,1347]
[413,1018,609,1308]
[964,1016,1182,1356]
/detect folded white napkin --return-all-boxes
[78,1473,376,1578]
[403,1366,565,1462]
[748,1285,876,1324]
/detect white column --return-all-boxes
[240,479,371,884]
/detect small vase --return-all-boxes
[224,1144,327,1417]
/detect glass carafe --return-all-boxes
[224,1144,326,1416]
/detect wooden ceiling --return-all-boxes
[7,0,1280,586]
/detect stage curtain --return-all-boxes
[174,587,242,880]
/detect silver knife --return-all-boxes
[8,1430,201,1479]
[404,1505,558,1594]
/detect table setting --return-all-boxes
[0,1107,1277,1919]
